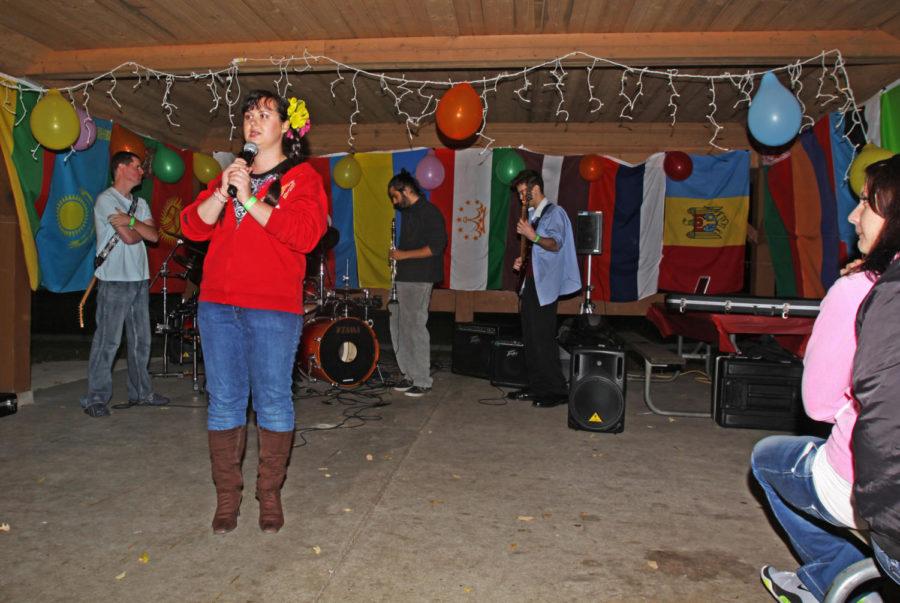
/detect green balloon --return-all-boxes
[493,149,525,185]
[152,144,185,184]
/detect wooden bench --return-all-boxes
[618,330,710,418]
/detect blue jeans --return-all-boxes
[82,280,153,406]
[198,302,302,432]
[751,435,868,600]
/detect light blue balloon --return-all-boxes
[747,72,802,147]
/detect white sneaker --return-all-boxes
[392,378,414,392]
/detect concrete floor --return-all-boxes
[0,354,797,602]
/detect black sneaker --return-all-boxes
[392,378,414,392]
[404,386,431,398]
[83,403,110,418]
[130,393,170,406]
[760,566,817,603]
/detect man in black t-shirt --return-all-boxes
[387,170,447,397]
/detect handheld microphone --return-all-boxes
[227,142,259,198]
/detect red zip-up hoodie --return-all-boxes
[180,162,327,314]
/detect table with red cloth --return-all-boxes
[646,303,815,358]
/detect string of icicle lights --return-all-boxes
[0,48,865,155]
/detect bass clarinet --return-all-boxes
[388,217,399,306]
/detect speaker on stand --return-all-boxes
[568,346,626,433]
[575,211,602,315]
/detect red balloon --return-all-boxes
[664,151,693,181]
[110,123,147,161]
[579,154,604,182]
[435,83,483,141]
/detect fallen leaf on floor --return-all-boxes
[647,560,659,570]
[646,425,655,429]
[138,552,149,564]
[542,512,552,519]
[36,476,45,484]
[463,586,473,593]
[115,571,127,580]
[429,499,444,507]
[342,508,352,513]
[312,546,321,555]
[451,474,461,480]
[324,473,331,478]
[509,543,517,551]
[0,523,9,532]
[517,515,534,522]
[365,454,373,461]
[668,417,676,423]
[382,454,393,460]
[318,467,328,471]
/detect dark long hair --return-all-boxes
[857,154,900,277]
[240,89,309,207]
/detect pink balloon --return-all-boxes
[73,108,96,151]
[415,150,445,190]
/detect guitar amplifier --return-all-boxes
[489,339,529,388]
[712,355,804,430]
[452,322,506,379]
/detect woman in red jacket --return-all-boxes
[180,90,327,534]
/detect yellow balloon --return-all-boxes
[192,152,222,184]
[29,89,80,150]
[334,154,362,189]
[849,143,894,196]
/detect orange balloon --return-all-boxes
[110,123,147,161]
[579,154,604,182]
[435,83,483,141]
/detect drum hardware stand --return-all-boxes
[151,241,186,378]
[579,253,597,315]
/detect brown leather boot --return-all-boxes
[256,427,294,533]
[208,426,247,534]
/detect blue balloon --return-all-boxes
[747,72,802,147]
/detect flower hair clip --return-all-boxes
[286,97,311,139]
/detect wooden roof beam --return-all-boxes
[26,30,900,80]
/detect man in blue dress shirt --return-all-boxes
[508,170,581,407]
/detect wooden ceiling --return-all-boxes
[2,0,900,154]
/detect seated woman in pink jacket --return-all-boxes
[751,157,900,602]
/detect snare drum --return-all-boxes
[299,317,379,387]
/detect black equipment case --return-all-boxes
[712,355,804,430]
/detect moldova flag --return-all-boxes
[658,151,750,295]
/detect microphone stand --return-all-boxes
[152,241,185,378]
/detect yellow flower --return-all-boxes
[287,98,309,130]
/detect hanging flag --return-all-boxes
[658,151,749,295]
[35,118,112,292]
[0,86,47,289]
[147,144,193,294]
[449,149,494,290]
[881,84,900,154]
[581,154,665,301]
[762,113,856,298]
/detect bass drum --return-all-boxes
[299,317,379,387]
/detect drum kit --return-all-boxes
[297,226,384,388]
[151,234,206,392]
[150,226,385,393]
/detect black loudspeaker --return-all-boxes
[713,356,804,430]
[490,339,529,388]
[575,211,602,255]
[568,346,626,433]
[452,323,501,379]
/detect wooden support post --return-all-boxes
[0,158,32,396]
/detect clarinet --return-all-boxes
[388,217,399,306]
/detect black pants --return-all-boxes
[520,278,567,397]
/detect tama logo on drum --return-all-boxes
[335,325,361,334]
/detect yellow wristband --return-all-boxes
[242,196,258,211]
[128,216,136,229]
